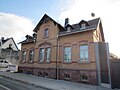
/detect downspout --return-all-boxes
[56,35,59,79]
[0,38,2,55]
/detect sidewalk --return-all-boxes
[0,71,118,90]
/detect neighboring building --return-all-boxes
[0,37,19,64]
[19,14,111,86]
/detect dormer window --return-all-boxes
[67,27,71,32]
[44,28,49,37]
[81,23,86,29]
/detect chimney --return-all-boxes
[33,33,37,39]
[1,37,4,41]
[64,18,69,26]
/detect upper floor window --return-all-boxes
[67,27,71,32]
[29,50,34,62]
[45,47,51,62]
[64,47,71,62]
[22,51,26,62]
[39,48,44,62]
[44,28,49,37]
[80,45,88,61]
[81,23,86,29]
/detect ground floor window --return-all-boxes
[64,47,71,62]
[39,47,51,62]
[80,45,88,61]
[21,51,26,62]
[29,49,34,62]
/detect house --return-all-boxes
[18,14,111,87]
[0,37,19,65]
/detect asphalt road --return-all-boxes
[0,76,50,90]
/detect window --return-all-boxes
[64,47,71,62]
[81,74,88,82]
[44,28,48,37]
[81,23,86,29]
[64,73,70,80]
[44,72,48,77]
[67,27,71,32]
[22,51,26,62]
[39,47,51,63]
[45,47,51,62]
[29,50,34,62]
[80,45,88,61]
[39,48,44,62]
[38,71,43,77]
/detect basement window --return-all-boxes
[81,74,88,82]
[64,73,70,80]
[38,71,43,77]
[44,72,48,77]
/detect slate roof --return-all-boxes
[59,18,100,36]
[20,14,102,44]
[19,35,35,44]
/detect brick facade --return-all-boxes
[19,14,106,85]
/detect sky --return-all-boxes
[0,0,120,57]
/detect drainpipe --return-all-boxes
[0,38,2,56]
[56,35,59,79]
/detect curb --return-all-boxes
[0,74,53,90]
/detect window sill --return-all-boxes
[43,36,49,39]
[62,61,72,64]
[21,60,26,63]
[77,60,90,64]
[37,60,51,64]
[28,61,34,63]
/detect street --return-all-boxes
[0,76,50,90]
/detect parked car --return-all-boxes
[0,60,18,72]
[0,60,9,68]
[7,64,18,72]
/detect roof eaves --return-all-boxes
[58,27,96,37]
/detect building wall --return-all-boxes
[19,19,100,85]
[19,43,35,68]
[57,31,97,85]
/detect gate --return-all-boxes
[111,59,120,89]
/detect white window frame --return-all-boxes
[39,48,44,62]
[81,23,86,29]
[64,47,71,62]
[81,74,89,82]
[80,45,88,61]
[22,51,26,62]
[45,47,51,62]
[29,49,34,62]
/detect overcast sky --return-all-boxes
[0,0,120,57]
